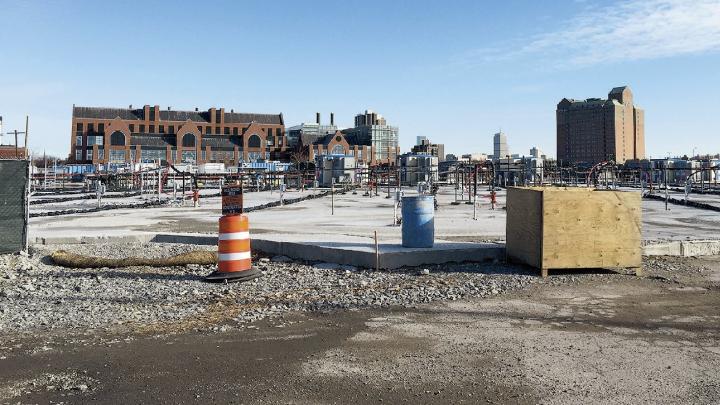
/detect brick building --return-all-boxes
[70,105,286,165]
[291,111,399,166]
[557,86,645,165]
[297,130,377,164]
[0,146,26,160]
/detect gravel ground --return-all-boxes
[0,370,98,401]
[2,243,705,337]
[0,242,547,335]
[2,244,718,404]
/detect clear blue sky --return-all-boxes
[1,0,718,159]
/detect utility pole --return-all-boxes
[24,116,29,159]
[4,116,30,160]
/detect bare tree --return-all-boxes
[32,155,66,167]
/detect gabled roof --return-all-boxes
[224,112,281,125]
[316,133,338,146]
[73,107,142,120]
[297,133,321,146]
[73,106,283,125]
[159,110,207,122]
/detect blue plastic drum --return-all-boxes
[401,195,435,248]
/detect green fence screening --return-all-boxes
[0,160,28,253]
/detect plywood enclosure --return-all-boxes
[506,187,641,274]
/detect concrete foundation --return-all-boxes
[251,234,504,269]
[28,186,720,267]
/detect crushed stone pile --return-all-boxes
[0,242,668,336]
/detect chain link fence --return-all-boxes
[0,160,29,253]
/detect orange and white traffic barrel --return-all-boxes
[205,214,261,282]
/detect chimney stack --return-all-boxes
[330,112,335,126]
[316,112,320,124]
[129,104,132,109]
[195,107,199,111]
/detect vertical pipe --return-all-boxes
[375,170,378,196]
[23,156,31,252]
[665,166,669,210]
[240,174,244,214]
[474,164,478,197]
[374,230,379,272]
[454,166,458,202]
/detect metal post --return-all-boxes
[23,155,31,252]
[97,180,102,208]
[374,170,378,196]
[239,174,244,214]
[665,166,669,210]
[454,167,458,203]
[473,191,477,220]
[393,197,397,226]
[374,230,379,272]
[474,164,478,198]
[397,166,400,194]
[331,178,335,215]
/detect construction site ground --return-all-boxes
[30,186,720,244]
[2,186,718,403]
[1,253,719,404]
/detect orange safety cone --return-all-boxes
[205,214,261,282]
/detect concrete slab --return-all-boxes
[31,230,720,263]
[680,240,720,257]
[250,233,504,269]
[31,230,503,269]
[642,241,682,256]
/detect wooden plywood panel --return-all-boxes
[541,189,641,269]
[506,187,543,268]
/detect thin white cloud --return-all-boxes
[458,0,720,68]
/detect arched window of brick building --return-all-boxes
[248,134,261,148]
[332,144,345,155]
[182,133,196,147]
[110,131,126,146]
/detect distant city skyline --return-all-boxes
[1,0,718,159]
